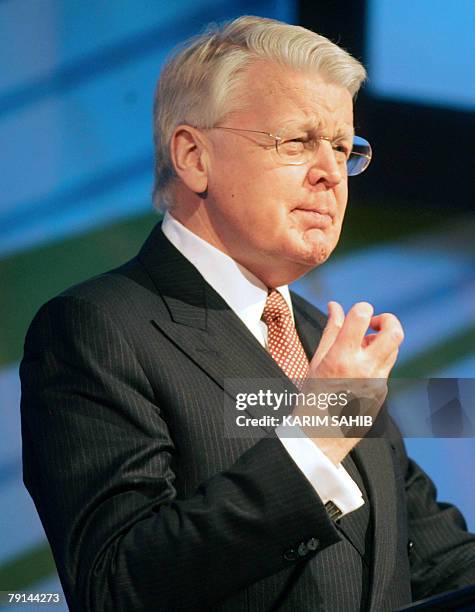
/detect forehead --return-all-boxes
[239,61,354,130]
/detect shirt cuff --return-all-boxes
[275,423,365,518]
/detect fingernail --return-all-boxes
[356,303,373,317]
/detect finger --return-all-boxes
[369,333,401,367]
[361,333,378,348]
[376,347,400,378]
[327,301,345,329]
[362,334,399,374]
[362,332,398,351]
[367,313,404,361]
[386,348,399,370]
[335,302,374,350]
[370,313,404,338]
[311,301,344,365]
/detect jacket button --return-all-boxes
[283,548,297,561]
[407,540,414,554]
[297,542,308,557]
[307,537,320,551]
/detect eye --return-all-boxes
[284,136,309,145]
[333,142,351,159]
[279,137,307,156]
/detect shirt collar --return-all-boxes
[161,211,294,334]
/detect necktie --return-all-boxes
[262,289,309,382]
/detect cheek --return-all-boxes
[212,161,312,233]
[338,179,349,202]
[233,170,295,216]
[334,183,348,217]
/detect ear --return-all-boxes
[170,125,209,195]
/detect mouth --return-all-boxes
[292,207,333,229]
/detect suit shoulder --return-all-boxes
[25,256,160,344]
[59,256,151,305]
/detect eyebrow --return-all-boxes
[282,119,355,139]
[334,127,355,139]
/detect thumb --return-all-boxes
[311,301,345,367]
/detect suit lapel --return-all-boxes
[291,291,324,361]
[138,223,291,430]
[138,226,323,393]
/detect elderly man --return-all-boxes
[20,16,475,612]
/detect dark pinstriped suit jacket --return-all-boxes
[20,222,475,611]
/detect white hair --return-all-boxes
[152,15,367,211]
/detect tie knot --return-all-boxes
[261,289,309,382]
[262,289,292,325]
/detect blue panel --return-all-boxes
[0,0,297,256]
[366,0,475,110]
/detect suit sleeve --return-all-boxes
[388,419,475,600]
[20,295,341,612]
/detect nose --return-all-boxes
[307,138,343,188]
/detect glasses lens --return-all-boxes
[275,130,308,164]
[347,136,372,176]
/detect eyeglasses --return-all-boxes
[208,126,372,176]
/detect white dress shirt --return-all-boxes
[162,211,364,518]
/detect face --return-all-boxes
[189,62,354,286]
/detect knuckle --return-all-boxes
[324,353,350,376]
[361,363,375,378]
[392,328,404,343]
[383,312,400,326]
[381,313,404,341]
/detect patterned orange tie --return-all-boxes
[262,289,309,382]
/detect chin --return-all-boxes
[307,229,341,259]
[301,237,335,264]
[279,248,331,280]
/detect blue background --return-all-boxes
[0,1,473,607]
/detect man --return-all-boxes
[20,16,475,611]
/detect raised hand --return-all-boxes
[296,301,404,463]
